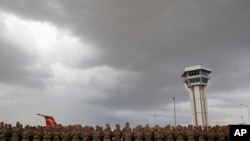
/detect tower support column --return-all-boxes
[182,65,211,127]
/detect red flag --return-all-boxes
[37,114,58,126]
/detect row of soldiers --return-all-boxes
[0,122,229,141]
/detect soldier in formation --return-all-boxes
[112,124,121,141]
[194,126,204,141]
[143,125,152,141]
[11,122,22,141]
[81,126,90,141]
[154,125,164,141]
[21,125,32,141]
[122,123,132,141]
[92,125,102,141]
[163,125,173,141]
[61,126,71,141]
[0,123,11,141]
[53,126,61,141]
[173,126,184,141]
[0,121,230,141]
[103,124,112,141]
[185,125,194,141]
[33,126,42,141]
[133,125,143,141]
[71,125,81,141]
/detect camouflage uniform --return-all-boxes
[154,126,163,141]
[103,124,112,141]
[205,127,215,141]
[33,126,42,141]
[143,125,152,141]
[133,125,143,141]
[92,126,101,141]
[11,122,23,141]
[81,126,90,141]
[62,127,71,141]
[53,126,62,141]
[0,122,3,141]
[186,125,194,141]
[43,127,53,141]
[163,126,173,141]
[174,126,184,141]
[72,125,81,141]
[217,126,226,141]
[22,126,32,141]
[112,124,121,141]
[122,123,132,141]
[0,123,10,141]
[224,126,230,141]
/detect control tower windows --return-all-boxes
[189,78,200,83]
[188,70,200,76]
[202,78,208,83]
[201,70,209,76]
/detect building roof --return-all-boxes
[181,65,212,77]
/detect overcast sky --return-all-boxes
[0,0,250,128]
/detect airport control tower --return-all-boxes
[181,65,211,127]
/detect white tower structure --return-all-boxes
[181,65,211,127]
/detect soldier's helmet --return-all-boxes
[106,123,110,128]
[16,121,20,127]
[116,124,120,128]
[96,125,99,130]
[126,122,129,126]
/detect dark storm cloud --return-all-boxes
[0,38,51,88]
[1,0,249,68]
[0,0,250,125]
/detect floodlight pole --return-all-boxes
[154,113,156,126]
[173,97,176,126]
